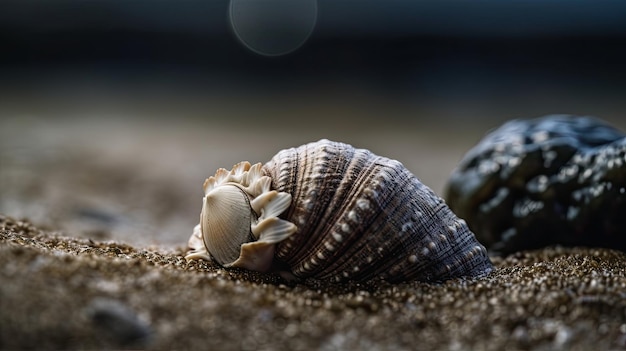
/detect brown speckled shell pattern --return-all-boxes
[262,140,493,282]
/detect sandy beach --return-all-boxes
[3,214,626,350]
[2,102,626,350]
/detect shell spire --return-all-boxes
[185,161,297,272]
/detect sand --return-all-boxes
[2,100,626,350]
[2,214,626,350]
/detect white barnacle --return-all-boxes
[615,158,623,168]
[324,241,336,252]
[185,161,297,272]
[428,241,437,250]
[302,198,314,211]
[401,222,413,233]
[532,130,549,143]
[478,159,500,175]
[364,186,380,199]
[341,222,351,233]
[297,216,306,226]
[543,150,557,168]
[508,156,521,168]
[332,231,344,242]
[356,198,371,210]
[348,210,358,222]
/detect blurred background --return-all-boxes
[1,0,626,247]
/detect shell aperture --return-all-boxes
[200,184,254,266]
[186,139,494,282]
[185,161,296,272]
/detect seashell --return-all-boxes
[185,139,493,282]
[445,115,626,255]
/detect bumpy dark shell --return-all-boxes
[445,115,626,255]
[263,139,493,282]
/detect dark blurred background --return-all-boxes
[2,0,626,125]
[1,0,626,245]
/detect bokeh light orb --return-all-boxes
[229,0,318,56]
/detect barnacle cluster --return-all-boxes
[185,162,296,272]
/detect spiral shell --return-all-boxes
[445,115,626,255]
[186,139,493,282]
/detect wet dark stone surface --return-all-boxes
[445,115,626,255]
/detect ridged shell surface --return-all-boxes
[262,139,493,282]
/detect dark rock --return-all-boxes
[445,115,626,254]
[85,297,153,347]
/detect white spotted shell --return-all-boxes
[186,139,493,282]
